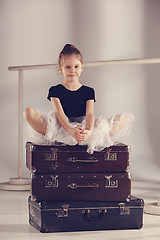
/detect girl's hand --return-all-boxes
[68,125,84,141]
[75,127,92,143]
[68,125,92,143]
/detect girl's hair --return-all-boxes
[58,44,83,66]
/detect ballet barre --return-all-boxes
[1,57,160,215]
[8,57,160,71]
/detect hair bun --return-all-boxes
[59,44,83,65]
[62,44,77,54]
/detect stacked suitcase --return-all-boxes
[26,142,144,233]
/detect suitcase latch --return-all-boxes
[44,148,58,161]
[105,151,117,161]
[55,204,69,218]
[45,175,58,188]
[118,203,130,215]
[105,175,118,188]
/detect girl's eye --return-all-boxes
[66,66,70,69]
[75,65,79,68]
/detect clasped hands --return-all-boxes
[70,125,92,143]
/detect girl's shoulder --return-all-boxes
[82,85,95,93]
[49,84,61,89]
[82,85,96,101]
[49,84,62,92]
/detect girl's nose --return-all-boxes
[70,67,75,72]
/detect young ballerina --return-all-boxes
[24,44,134,154]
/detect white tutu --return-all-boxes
[27,110,135,154]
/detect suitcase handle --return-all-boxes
[67,183,99,189]
[82,209,107,221]
[67,158,98,163]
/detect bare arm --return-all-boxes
[85,99,95,132]
[77,99,95,143]
[50,97,82,141]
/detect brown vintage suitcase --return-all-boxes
[31,172,131,202]
[26,142,130,173]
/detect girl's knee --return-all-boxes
[23,107,33,121]
[121,115,127,128]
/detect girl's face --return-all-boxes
[59,54,83,82]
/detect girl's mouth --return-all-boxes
[69,75,75,77]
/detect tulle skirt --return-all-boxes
[27,110,135,154]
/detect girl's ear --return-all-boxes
[59,66,63,73]
[81,65,83,72]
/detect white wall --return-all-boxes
[0,0,160,183]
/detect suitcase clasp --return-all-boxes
[105,175,118,188]
[118,203,130,215]
[44,148,58,161]
[56,204,69,218]
[45,175,58,188]
[105,151,117,161]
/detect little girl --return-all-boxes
[24,44,134,154]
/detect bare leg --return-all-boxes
[23,108,47,135]
[110,114,127,136]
